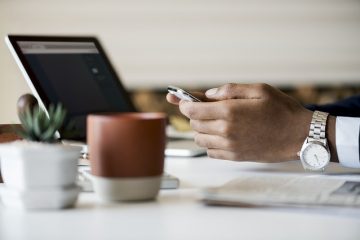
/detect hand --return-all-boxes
[168,83,331,162]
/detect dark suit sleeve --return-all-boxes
[306,94,360,117]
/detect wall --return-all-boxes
[1,0,360,123]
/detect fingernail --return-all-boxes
[206,88,218,96]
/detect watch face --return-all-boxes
[301,142,330,169]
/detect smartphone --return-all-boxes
[167,85,201,102]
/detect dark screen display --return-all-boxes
[16,40,134,140]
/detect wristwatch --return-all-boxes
[298,110,331,172]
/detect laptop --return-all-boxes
[5,35,206,159]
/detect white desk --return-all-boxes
[1,157,360,240]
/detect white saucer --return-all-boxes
[0,184,80,210]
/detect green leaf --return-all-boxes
[52,104,66,131]
[48,104,55,118]
[17,102,68,143]
[33,107,43,140]
[21,107,33,131]
[40,126,57,141]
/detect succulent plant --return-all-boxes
[17,103,67,143]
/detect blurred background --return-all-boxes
[1,0,360,128]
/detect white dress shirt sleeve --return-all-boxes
[336,116,360,168]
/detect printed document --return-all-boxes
[203,175,360,207]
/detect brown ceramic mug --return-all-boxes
[87,113,166,201]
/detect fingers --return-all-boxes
[168,83,273,105]
[166,93,180,105]
[194,133,234,151]
[206,149,239,160]
[190,119,234,138]
[194,132,242,160]
[205,83,271,101]
[180,98,257,121]
[179,101,232,120]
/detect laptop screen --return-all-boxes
[7,36,135,140]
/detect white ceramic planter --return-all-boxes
[0,141,81,209]
[0,184,81,209]
[0,141,81,189]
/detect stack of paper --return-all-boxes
[202,175,360,207]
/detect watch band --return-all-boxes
[308,110,329,143]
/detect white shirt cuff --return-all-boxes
[336,116,360,168]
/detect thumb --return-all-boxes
[205,83,264,100]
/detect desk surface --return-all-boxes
[1,157,360,240]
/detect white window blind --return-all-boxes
[1,0,360,89]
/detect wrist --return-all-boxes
[288,109,313,160]
[327,115,338,163]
